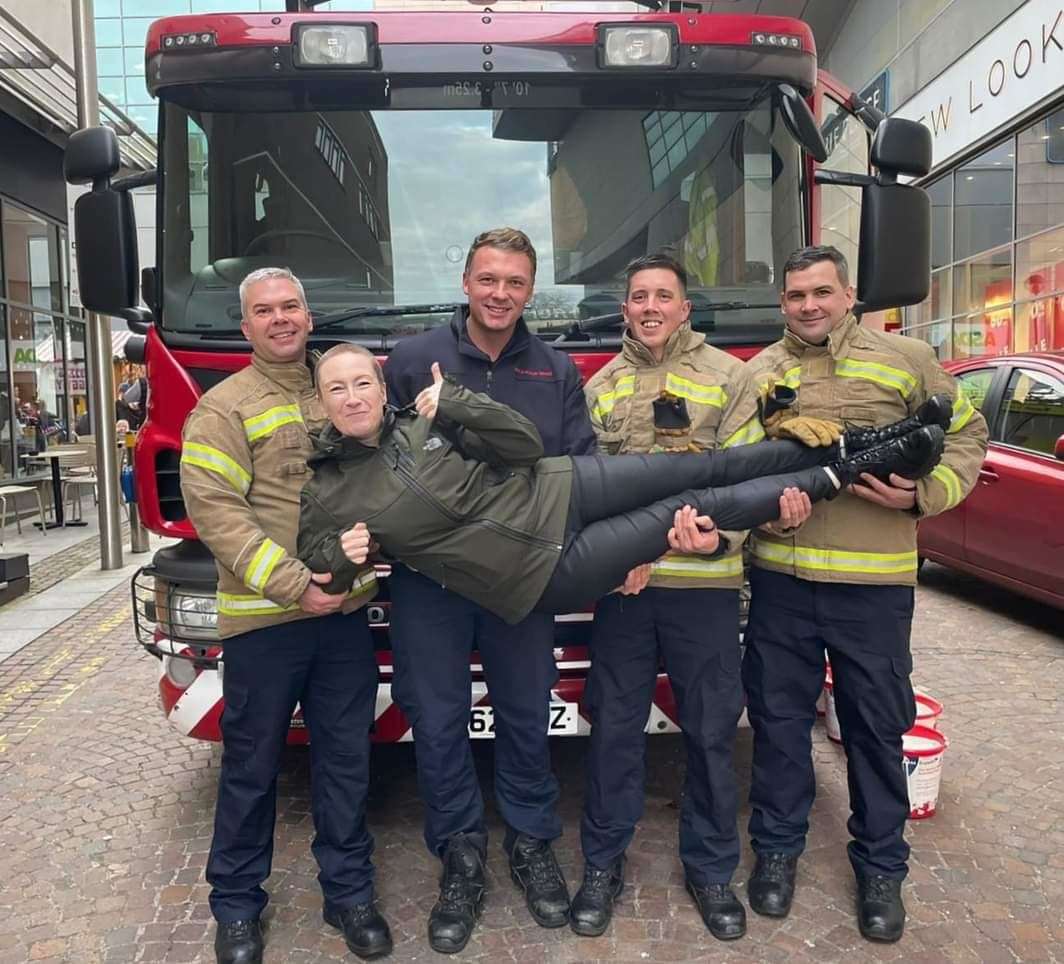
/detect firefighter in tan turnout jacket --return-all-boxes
[741,246,988,945]
[572,255,810,943]
[180,268,392,964]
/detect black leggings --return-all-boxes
[534,439,837,614]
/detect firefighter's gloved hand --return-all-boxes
[773,415,844,447]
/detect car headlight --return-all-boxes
[165,588,219,642]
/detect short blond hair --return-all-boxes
[313,343,385,393]
[464,227,537,278]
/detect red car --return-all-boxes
[918,351,1064,609]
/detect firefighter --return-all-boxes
[180,268,388,964]
[575,254,802,941]
[742,245,989,943]
[381,229,597,953]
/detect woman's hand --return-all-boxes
[340,522,375,565]
[415,362,445,421]
[667,504,719,554]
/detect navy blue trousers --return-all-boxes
[388,564,562,857]
[582,588,743,885]
[742,568,916,879]
[207,611,378,922]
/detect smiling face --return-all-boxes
[240,277,313,363]
[623,267,691,362]
[780,259,855,345]
[317,351,387,442]
[462,245,535,346]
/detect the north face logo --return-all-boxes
[423,437,443,451]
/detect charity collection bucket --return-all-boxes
[903,725,948,819]
[914,691,943,730]
[823,665,841,743]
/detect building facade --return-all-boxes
[824,0,1064,360]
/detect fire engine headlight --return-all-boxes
[598,25,676,69]
[167,589,218,641]
[294,24,377,69]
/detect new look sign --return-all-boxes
[893,0,1063,171]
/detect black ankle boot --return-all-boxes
[829,425,945,490]
[506,832,570,927]
[323,902,393,959]
[856,875,905,942]
[570,856,625,937]
[214,919,263,964]
[685,881,746,940]
[841,394,953,456]
[428,833,486,954]
[748,852,798,918]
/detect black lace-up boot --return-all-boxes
[856,875,906,942]
[506,832,570,927]
[685,881,747,940]
[214,919,263,964]
[840,394,953,456]
[748,852,798,918]
[570,856,625,937]
[828,425,945,492]
[428,833,487,954]
[323,901,393,959]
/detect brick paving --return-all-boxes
[0,563,1060,963]
[19,523,131,599]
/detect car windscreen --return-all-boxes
[160,90,800,345]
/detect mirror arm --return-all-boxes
[848,92,886,133]
[814,169,875,187]
[112,169,158,192]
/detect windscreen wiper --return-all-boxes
[546,301,782,338]
[312,303,461,331]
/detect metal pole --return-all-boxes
[72,0,123,569]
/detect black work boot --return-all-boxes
[323,901,393,959]
[828,425,945,491]
[856,875,906,942]
[840,394,953,456]
[428,833,486,954]
[215,919,263,964]
[685,881,747,941]
[570,856,625,937]
[748,852,798,918]
[506,832,571,927]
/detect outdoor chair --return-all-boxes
[0,484,49,545]
[57,443,98,522]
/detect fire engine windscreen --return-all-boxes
[161,98,802,344]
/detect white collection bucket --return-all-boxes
[903,725,948,819]
[823,665,841,743]
[914,691,943,730]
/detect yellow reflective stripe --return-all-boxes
[722,416,767,448]
[181,442,252,494]
[591,375,636,419]
[930,464,963,509]
[835,358,918,398]
[949,393,976,433]
[243,404,304,443]
[244,539,285,592]
[751,540,918,575]
[664,373,726,409]
[651,554,744,578]
[218,571,378,617]
[758,366,801,396]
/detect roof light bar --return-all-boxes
[161,31,216,50]
[751,31,802,50]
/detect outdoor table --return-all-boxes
[19,449,88,529]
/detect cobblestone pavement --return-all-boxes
[0,563,1061,963]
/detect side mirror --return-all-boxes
[777,84,828,163]
[64,127,121,185]
[1054,434,1064,461]
[871,117,932,180]
[856,181,931,310]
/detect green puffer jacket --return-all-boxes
[298,380,573,625]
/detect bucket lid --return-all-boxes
[915,692,943,717]
[903,724,947,756]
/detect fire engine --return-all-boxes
[65,0,932,743]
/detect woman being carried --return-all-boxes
[298,345,948,625]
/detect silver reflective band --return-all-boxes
[601,26,674,67]
[296,25,373,67]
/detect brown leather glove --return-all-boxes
[774,415,844,447]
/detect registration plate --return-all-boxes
[468,702,578,738]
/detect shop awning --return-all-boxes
[111,329,134,358]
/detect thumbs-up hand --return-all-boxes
[415,362,445,421]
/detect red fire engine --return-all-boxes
[65,0,932,743]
